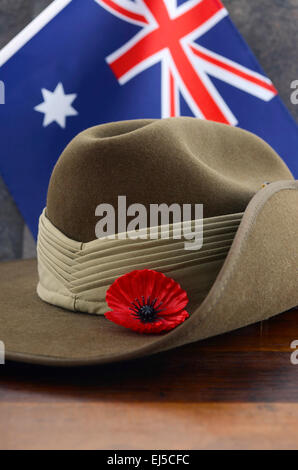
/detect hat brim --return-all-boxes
[1,180,297,367]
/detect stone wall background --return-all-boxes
[0,0,297,261]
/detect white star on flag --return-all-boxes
[34,82,78,128]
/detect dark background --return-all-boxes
[0,0,297,261]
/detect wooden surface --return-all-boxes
[0,307,298,450]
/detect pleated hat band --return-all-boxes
[37,209,243,315]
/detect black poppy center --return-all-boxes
[129,296,164,323]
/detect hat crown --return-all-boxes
[46,117,292,242]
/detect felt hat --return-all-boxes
[0,117,297,366]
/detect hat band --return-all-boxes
[37,209,243,315]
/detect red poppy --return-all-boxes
[104,269,189,334]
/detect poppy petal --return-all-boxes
[104,269,190,334]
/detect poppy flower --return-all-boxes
[104,269,189,334]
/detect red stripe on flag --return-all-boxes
[190,45,277,94]
[101,0,148,25]
[170,70,176,117]
[109,29,165,79]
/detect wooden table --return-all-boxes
[1,307,298,450]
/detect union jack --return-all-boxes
[96,0,277,125]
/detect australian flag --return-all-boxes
[0,0,297,239]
